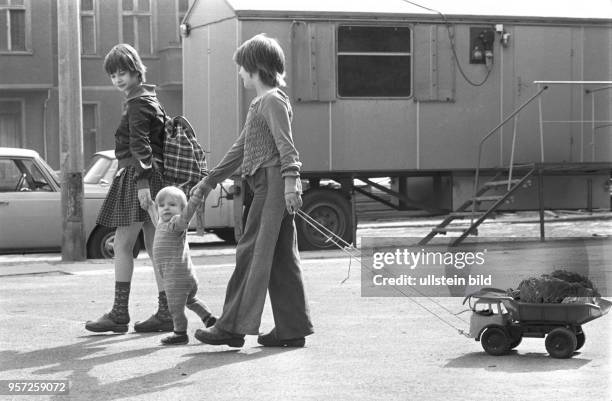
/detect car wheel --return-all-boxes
[87,226,141,259]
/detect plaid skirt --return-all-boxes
[96,166,164,228]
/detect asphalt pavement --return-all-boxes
[0,212,611,400]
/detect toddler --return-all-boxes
[148,185,216,345]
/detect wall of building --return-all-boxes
[0,0,184,169]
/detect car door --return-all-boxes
[0,156,62,250]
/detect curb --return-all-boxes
[2,212,610,274]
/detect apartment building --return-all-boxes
[0,0,187,168]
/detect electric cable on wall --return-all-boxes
[400,0,494,87]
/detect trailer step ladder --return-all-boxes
[419,166,535,246]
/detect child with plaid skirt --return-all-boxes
[192,34,314,348]
[85,43,173,333]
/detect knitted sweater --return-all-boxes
[205,88,301,188]
[152,189,204,276]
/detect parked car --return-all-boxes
[0,148,235,259]
[0,147,106,257]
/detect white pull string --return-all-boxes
[295,209,470,336]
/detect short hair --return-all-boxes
[233,34,286,87]
[155,186,187,209]
[103,43,147,82]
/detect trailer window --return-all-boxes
[337,26,411,97]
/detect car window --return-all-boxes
[37,157,60,184]
[17,159,54,192]
[84,156,112,184]
[104,159,118,183]
[0,159,24,192]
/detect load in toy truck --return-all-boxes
[463,288,611,358]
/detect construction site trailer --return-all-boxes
[181,0,612,249]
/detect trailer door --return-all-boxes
[511,26,576,161]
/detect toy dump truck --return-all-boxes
[463,288,611,358]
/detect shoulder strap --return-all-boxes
[173,115,197,141]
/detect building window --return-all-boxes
[121,0,152,55]
[80,0,96,55]
[0,100,23,148]
[337,26,412,98]
[0,0,27,52]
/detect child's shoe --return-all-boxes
[257,328,305,347]
[161,332,189,345]
[134,313,173,332]
[135,292,173,332]
[85,312,129,333]
[194,326,245,347]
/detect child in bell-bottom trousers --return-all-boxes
[193,34,313,347]
[216,167,313,338]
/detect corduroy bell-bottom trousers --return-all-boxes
[215,166,314,338]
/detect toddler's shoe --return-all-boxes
[85,313,129,333]
[161,333,189,345]
[194,326,244,347]
[134,313,173,333]
[257,328,305,347]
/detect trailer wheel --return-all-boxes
[545,328,577,359]
[297,189,352,251]
[575,330,585,351]
[480,327,509,356]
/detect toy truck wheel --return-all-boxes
[545,328,577,359]
[575,331,585,351]
[297,189,353,251]
[480,327,510,356]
